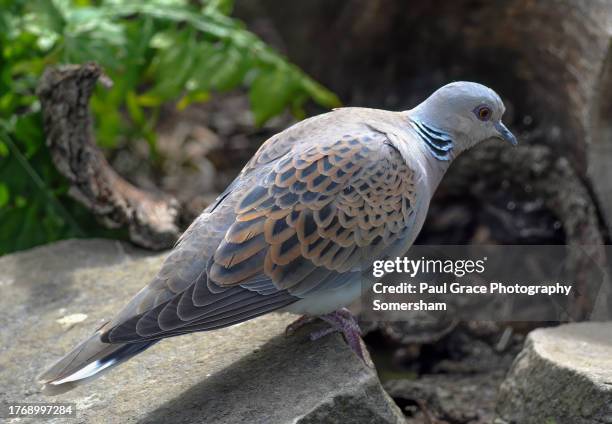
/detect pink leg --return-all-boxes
[310,308,367,363]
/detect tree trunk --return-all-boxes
[239,0,612,240]
[237,0,612,319]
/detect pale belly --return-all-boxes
[281,277,366,315]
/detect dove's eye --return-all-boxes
[474,105,492,121]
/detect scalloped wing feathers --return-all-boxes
[102,109,422,343]
[213,132,418,288]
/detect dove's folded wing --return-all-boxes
[102,127,420,343]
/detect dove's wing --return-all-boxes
[102,113,420,344]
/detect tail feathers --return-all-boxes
[39,332,155,395]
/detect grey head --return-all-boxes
[409,81,517,161]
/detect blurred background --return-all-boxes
[1,0,611,422]
[3,0,612,254]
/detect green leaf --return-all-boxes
[188,43,227,92]
[15,201,40,250]
[0,140,8,157]
[148,29,197,98]
[28,0,67,35]
[208,46,249,91]
[301,77,342,108]
[177,90,210,110]
[13,113,44,157]
[126,90,145,126]
[90,94,123,148]
[249,67,297,126]
[0,183,9,208]
[135,93,164,107]
[203,0,235,15]
[0,128,81,226]
[290,93,308,121]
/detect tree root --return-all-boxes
[37,63,181,250]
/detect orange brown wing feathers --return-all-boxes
[102,130,418,343]
[211,132,418,291]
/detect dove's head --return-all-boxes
[410,81,517,160]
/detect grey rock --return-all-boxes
[385,372,504,424]
[496,322,612,424]
[0,239,405,424]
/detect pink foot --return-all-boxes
[316,308,366,362]
[286,308,369,364]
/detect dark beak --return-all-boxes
[494,121,518,146]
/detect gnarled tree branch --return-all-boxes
[37,63,181,250]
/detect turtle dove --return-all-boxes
[39,81,517,394]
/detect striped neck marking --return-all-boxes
[410,119,454,161]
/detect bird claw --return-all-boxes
[284,314,317,337]
[309,326,337,341]
[285,308,371,366]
